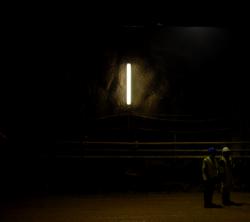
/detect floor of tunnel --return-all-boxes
[1,192,250,222]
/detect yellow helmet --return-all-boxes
[222,147,230,152]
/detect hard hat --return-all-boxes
[208,147,216,154]
[222,147,231,152]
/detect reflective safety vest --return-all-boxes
[202,156,218,181]
[219,156,233,189]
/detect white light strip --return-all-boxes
[126,63,132,105]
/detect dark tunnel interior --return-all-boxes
[1,16,250,198]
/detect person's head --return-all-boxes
[208,147,216,158]
[222,146,231,159]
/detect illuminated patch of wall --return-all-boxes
[110,57,168,113]
[94,48,170,116]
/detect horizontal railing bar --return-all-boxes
[81,141,250,145]
[52,155,250,159]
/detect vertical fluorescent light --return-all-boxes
[126,63,132,105]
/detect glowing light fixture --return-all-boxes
[126,63,132,105]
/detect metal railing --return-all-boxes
[53,140,250,158]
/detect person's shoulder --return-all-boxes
[203,156,209,161]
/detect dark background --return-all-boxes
[1,12,250,196]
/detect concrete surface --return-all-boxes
[1,192,250,222]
